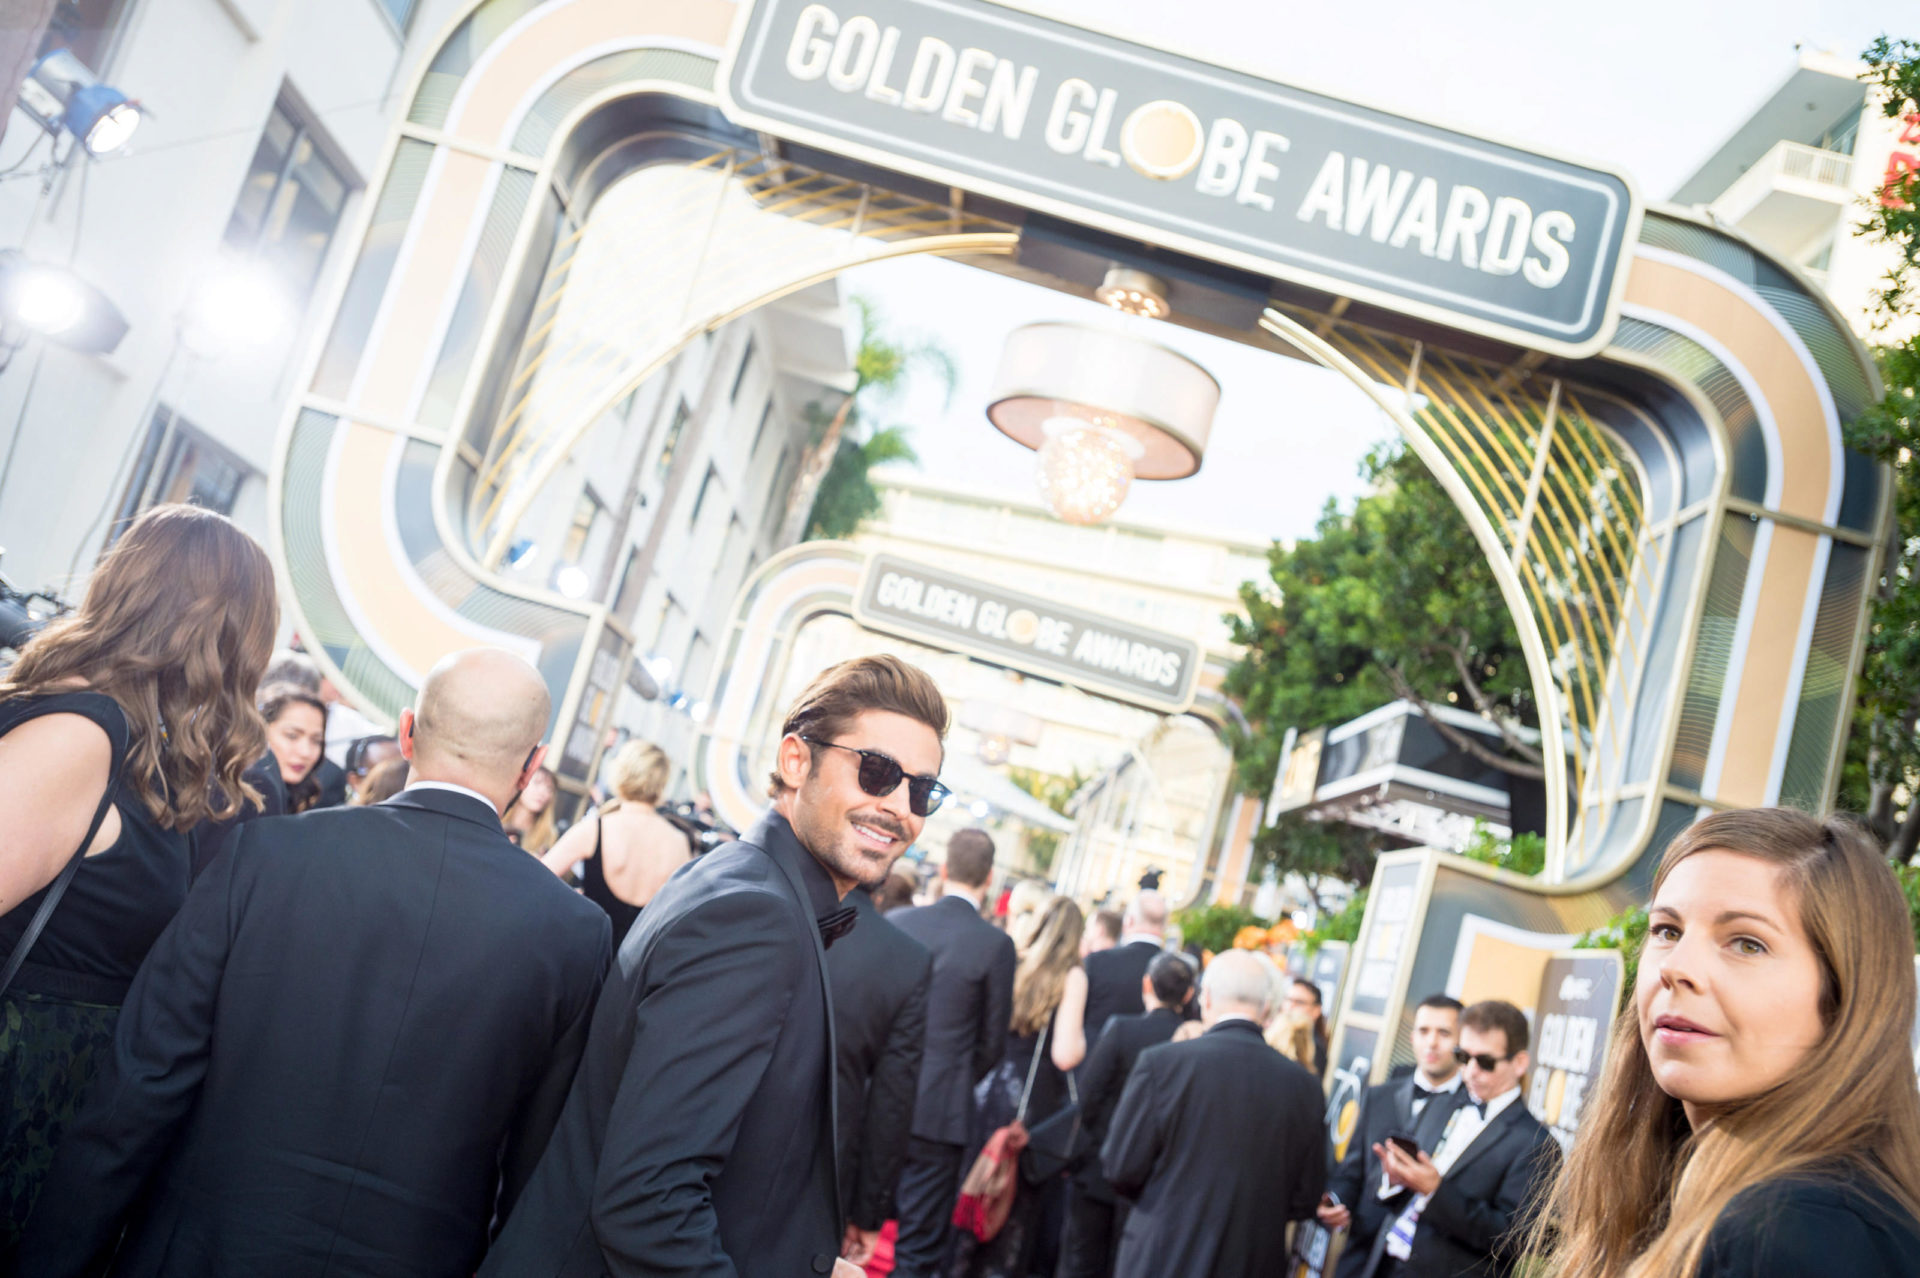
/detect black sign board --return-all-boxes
[1527,950,1622,1152]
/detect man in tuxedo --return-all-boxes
[1102,950,1326,1278]
[19,649,612,1278]
[1362,1000,1560,1278]
[1057,951,1197,1278]
[1080,890,1169,1046]
[1319,994,1465,1277]
[885,828,1017,1278]
[828,883,933,1267]
[481,654,950,1278]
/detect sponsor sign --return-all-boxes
[1350,860,1422,1018]
[1527,950,1622,1153]
[1310,941,1350,1018]
[853,552,1202,712]
[721,0,1639,355]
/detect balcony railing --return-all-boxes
[1774,140,1853,189]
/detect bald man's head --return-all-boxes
[404,649,551,802]
[1126,890,1168,936]
[1202,949,1283,1027]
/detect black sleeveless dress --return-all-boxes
[0,691,193,1245]
[579,818,643,945]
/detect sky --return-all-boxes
[837,0,1897,546]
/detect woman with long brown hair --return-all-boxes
[954,894,1086,1278]
[0,504,276,1245]
[1531,807,1920,1277]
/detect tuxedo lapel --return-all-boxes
[1390,1073,1419,1130]
[1437,1100,1525,1182]
[1412,1083,1464,1149]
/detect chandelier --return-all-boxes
[988,322,1218,525]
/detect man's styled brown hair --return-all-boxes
[767,654,949,797]
[944,828,995,887]
[1461,999,1530,1057]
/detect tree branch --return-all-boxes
[1442,629,1545,766]
[1383,663,1547,781]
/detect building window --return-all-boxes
[224,94,353,303]
[559,489,604,565]
[690,465,724,527]
[729,335,756,403]
[114,406,253,535]
[39,0,129,70]
[656,398,690,483]
[373,0,418,31]
[749,399,775,458]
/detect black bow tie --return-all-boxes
[818,905,858,949]
[1413,1084,1440,1100]
[1469,1098,1489,1120]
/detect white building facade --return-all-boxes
[0,0,471,598]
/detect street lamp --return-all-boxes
[15,49,142,156]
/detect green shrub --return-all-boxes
[1172,903,1267,955]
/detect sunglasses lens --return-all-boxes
[908,778,949,817]
[855,751,905,799]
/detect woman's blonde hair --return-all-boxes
[1012,896,1084,1035]
[1531,807,1920,1278]
[602,739,669,814]
[0,505,276,829]
[1005,878,1053,955]
[1267,1008,1316,1067]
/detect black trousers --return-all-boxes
[893,1135,965,1278]
[1055,1180,1125,1278]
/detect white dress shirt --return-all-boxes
[404,779,498,814]
[1383,1085,1523,1260]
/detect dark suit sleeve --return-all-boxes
[1419,1124,1559,1259]
[1325,1083,1374,1208]
[589,889,814,1278]
[850,955,932,1229]
[17,830,247,1275]
[1100,1051,1166,1201]
[494,914,613,1232]
[1076,1019,1130,1144]
[1287,1081,1330,1221]
[1697,1183,1886,1278]
[974,932,1015,1084]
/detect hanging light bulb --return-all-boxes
[1035,415,1144,525]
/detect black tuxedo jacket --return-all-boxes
[828,886,933,1231]
[480,811,846,1278]
[1081,939,1160,1045]
[1361,1092,1561,1278]
[18,787,612,1278]
[1102,1020,1327,1278]
[1327,1074,1460,1277]
[1072,1006,1183,1202]
[886,894,1016,1145]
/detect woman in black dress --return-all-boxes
[952,895,1085,1278]
[540,740,688,945]
[1528,808,1920,1277]
[0,504,276,1245]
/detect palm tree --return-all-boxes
[805,425,919,540]
[775,295,956,547]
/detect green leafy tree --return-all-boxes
[778,296,956,546]
[1005,766,1085,875]
[1839,37,1920,861]
[1171,902,1269,954]
[805,421,917,540]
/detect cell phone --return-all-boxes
[1384,1129,1422,1158]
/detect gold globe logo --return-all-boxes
[1006,608,1040,644]
[1333,1098,1360,1161]
[1120,99,1204,181]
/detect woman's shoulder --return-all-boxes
[1703,1168,1920,1277]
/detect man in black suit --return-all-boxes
[482,654,951,1278]
[1057,951,1197,1278]
[1102,950,1326,1278]
[886,828,1017,1278]
[1079,890,1169,1046]
[828,883,933,1267]
[1320,994,1465,1277]
[1362,1000,1560,1278]
[19,649,612,1278]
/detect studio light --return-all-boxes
[17,49,143,156]
[969,800,991,820]
[0,251,128,354]
[555,564,591,598]
[644,655,674,682]
[988,322,1219,526]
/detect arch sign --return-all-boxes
[273,0,1885,1085]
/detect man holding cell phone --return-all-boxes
[1319,994,1466,1278]
[1357,1000,1560,1278]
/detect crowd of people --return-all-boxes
[1,504,1919,1278]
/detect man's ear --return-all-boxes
[397,709,418,761]
[519,743,547,791]
[1513,1049,1530,1076]
[775,733,813,792]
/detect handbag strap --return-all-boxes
[0,727,125,999]
[1017,1022,1050,1124]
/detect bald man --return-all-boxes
[1101,951,1327,1278]
[1080,889,1173,1051]
[21,649,613,1278]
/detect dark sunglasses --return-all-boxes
[1453,1047,1512,1071]
[801,736,949,817]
